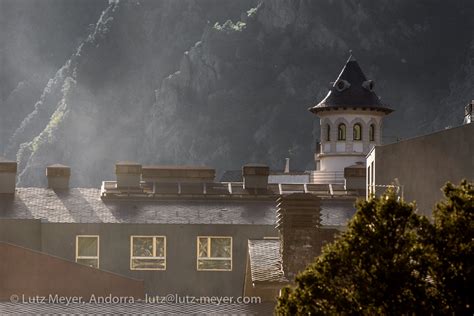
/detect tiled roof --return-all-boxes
[0,302,276,315]
[248,239,288,284]
[309,57,393,114]
[219,170,242,182]
[0,188,276,225]
[0,188,356,225]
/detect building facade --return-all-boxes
[0,162,358,299]
[366,123,474,217]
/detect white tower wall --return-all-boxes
[317,111,384,172]
[308,56,393,184]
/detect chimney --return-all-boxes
[0,158,17,194]
[276,193,322,280]
[464,100,473,124]
[344,162,366,194]
[46,164,71,190]
[284,158,290,174]
[115,161,142,189]
[242,164,269,190]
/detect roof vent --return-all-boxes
[46,164,71,190]
[284,158,290,174]
[335,79,350,92]
[362,80,375,91]
[242,164,269,190]
[344,163,366,192]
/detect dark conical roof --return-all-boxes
[309,56,393,114]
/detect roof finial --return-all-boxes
[347,50,355,62]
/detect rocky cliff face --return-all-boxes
[144,0,474,174]
[2,0,473,187]
[0,0,107,151]
[435,39,474,130]
[3,0,256,186]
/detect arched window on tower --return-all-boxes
[326,124,331,141]
[337,123,346,141]
[369,124,375,142]
[353,123,362,141]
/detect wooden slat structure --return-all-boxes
[276,193,321,230]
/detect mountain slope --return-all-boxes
[0,0,107,151]
[6,0,256,187]
[3,0,473,187]
[144,0,474,174]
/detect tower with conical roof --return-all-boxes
[309,55,393,184]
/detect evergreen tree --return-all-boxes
[276,181,474,315]
[425,180,474,314]
[276,191,435,315]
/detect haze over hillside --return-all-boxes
[1,0,473,187]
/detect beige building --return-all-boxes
[366,121,474,217]
[1,160,360,301]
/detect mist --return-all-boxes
[1,0,473,187]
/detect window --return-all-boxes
[76,235,99,268]
[369,124,375,142]
[337,123,346,141]
[197,236,232,271]
[130,236,166,270]
[353,123,362,141]
[326,124,331,141]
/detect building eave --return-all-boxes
[309,105,394,115]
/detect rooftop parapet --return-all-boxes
[142,165,215,183]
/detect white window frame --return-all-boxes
[75,235,100,269]
[130,235,167,271]
[196,236,232,271]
